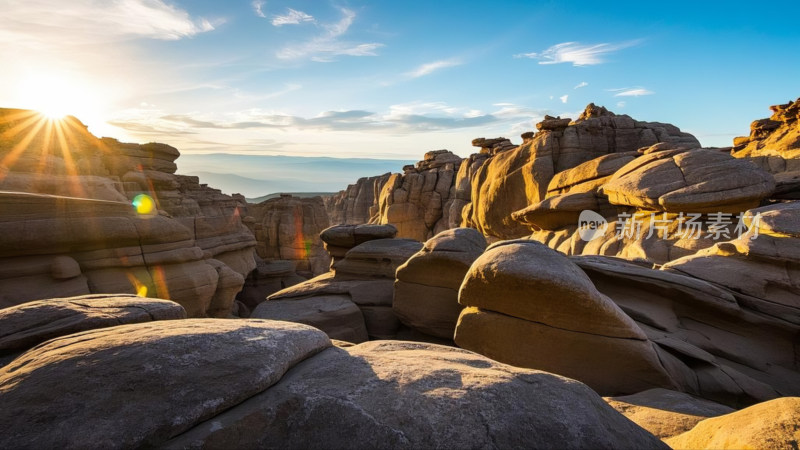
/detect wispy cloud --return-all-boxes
[406,59,462,78]
[515,40,640,66]
[574,81,588,89]
[609,87,654,97]
[0,0,219,45]
[111,101,536,135]
[271,8,315,26]
[617,101,627,108]
[252,0,266,18]
[275,8,383,61]
[559,95,569,103]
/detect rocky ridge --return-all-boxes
[0,109,256,317]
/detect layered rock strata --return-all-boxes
[245,194,330,277]
[455,239,800,406]
[0,109,256,316]
[255,225,420,342]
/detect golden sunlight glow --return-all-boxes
[17,73,96,121]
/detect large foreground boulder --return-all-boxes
[163,341,668,449]
[0,319,330,448]
[0,320,668,449]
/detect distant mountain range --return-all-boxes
[177,153,414,198]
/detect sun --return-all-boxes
[17,73,93,121]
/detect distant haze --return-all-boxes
[177,153,413,198]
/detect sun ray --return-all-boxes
[0,115,48,181]
[53,118,87,198]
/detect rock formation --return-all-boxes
[393,227,486,339]
[325,173,392,225]
[369,150,463,242]
[244,194,330,277]
[0,317,668,449]
[665,397,800,450]
[733,97,800,175]
[0,109,256,317]
[319,223,399,265]
[234,259,306,315]
[254,224,420,342]
[324,104,703,247]
[326,150,464,242]
[455,105,701,240]
[454,238,800,406]
[0,294,185,366]
[604,388,735,440]
[455,240,676,395]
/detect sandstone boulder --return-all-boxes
[577,254,800,406]
[604,388,734,439]
[268,272,400,342]
[393,228,486,339]
[665,397,800,450]
[662,202,800,327]
[319,223,398,262]
[512,191,617,230]
[252,294,369,343]
[547,151,639,196]
[603,148,775,213]
[163,341,668,449]
[0,319,331,448]
[263,237,421,340]
[455,239,675,395]
[332,238,423,279]
[0,294,185,360]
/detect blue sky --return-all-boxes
[1,0,798,159]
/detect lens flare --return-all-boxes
[132,193,156,216]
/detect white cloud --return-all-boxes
[0,0,218,45]
[406,59,462,78]
[609,87,654,97]
[574,81,588,89]
[560,95,569,104]
[271,8,315,26]
[617,101,627,108]
[515,40,640,66]
[276,8,383,61]
[252,0,266,18]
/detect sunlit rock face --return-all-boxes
[458,106,701,240]
[325,105,701,246]
[325,150,464,242]
[325,173,392,225]
[0,108,256,316]
[732,97,800,200]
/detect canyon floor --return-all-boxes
[1,99,799,449]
